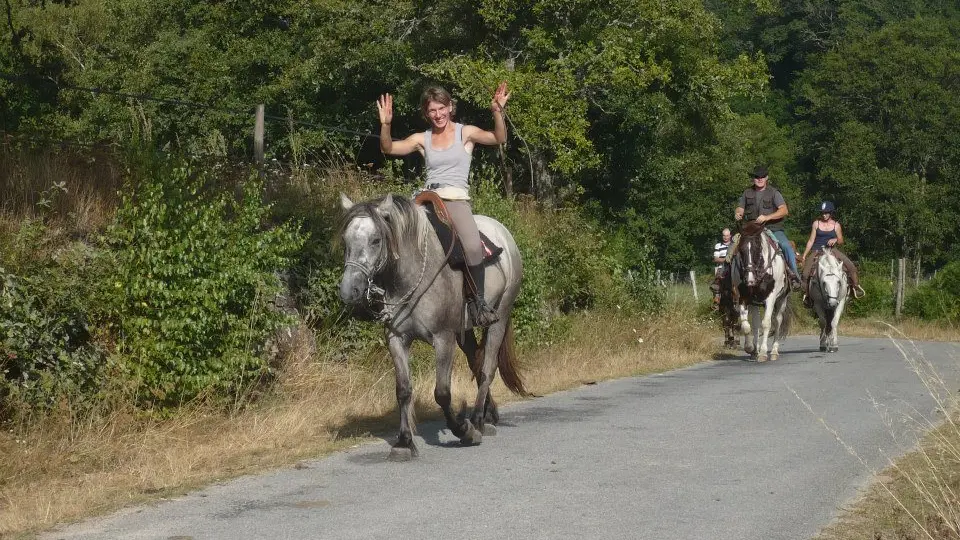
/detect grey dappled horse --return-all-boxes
[809,248,848,353]
[338,193,527,460]
[731,224,792,362]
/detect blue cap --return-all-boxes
[819,201,835,213]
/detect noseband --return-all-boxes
[816,256,844,304]
[343,253,388,303]
[342,215,433,324]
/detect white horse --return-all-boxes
[338,193,527,460]
[809,248,848,352]
[731,224,793,362]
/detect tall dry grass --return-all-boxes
[816,332,960,540]
[0,300,717,537]
[0,144,122,236]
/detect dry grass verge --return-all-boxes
[816,334,960,540]
[0,302,716,538]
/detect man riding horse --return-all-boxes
[727,165,802,289]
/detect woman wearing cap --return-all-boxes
[800,201,865,305]
[376,82,510,326]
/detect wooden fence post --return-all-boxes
[689,270,699,301]
[895,257,906,318]
[254,104,265,170]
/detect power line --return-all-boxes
[1,73,382,140]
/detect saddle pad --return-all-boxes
[423,206,503,269]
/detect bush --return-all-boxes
[106,158,303,405]
[0,221,110,414]
[471,171,662,341]
[846,260,895,318]
[905,262,960,323]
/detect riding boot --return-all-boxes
[788,268,802,291]
[801,278,813,308]
[467,264,499,328]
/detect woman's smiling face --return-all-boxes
[425,100,451,129]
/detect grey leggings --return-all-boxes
[444,200,483,266]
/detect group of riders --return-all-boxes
[710,165,866,311]
[374,80,865,334]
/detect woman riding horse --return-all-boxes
[376,82,510,327]
[799,201,865,307]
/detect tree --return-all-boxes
[797,17,960,264]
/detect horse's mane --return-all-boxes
[338,194,429,272]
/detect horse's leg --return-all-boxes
[433,332,475,443]
[469,320,508,439]
[758,297,775,362]
[769,298,785,361]
[386,331,418,461]
[829,300,845,352]
[457,330,498,431]
[741,304,755,356]
[739,303,751,336]
[750,305,763,359]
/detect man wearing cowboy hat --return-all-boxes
[729,165,802,288]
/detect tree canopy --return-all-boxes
[2,0,957,270]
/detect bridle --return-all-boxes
[342,211,455,324]
[815,251,845,305]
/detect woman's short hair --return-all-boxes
[420,86,456,120]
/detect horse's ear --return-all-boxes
[339,193,354,211]
[376,194,394,219]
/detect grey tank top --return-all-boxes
[424,123,472,191]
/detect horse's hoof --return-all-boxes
[819,346,827,352]
[460,425,483,446]
[828,346,839,353]
[770,353,779,362]
[481,424,498,436]
[756,353,768,363]
[388,446,416,462]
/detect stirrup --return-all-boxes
[802,294,812,307]
[852,285,866,299]
[469,299,500,328]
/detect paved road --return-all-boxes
[45,336,960,540]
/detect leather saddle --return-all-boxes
[414,191,503,269]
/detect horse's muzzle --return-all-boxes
[339,273,365,305]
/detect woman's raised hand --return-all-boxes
[491,81,510,113]
[377,93,393,125]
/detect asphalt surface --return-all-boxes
[44,335,960,540]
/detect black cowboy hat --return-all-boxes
[749,165,769,178]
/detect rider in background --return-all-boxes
[710,228,732,309]
[376,82,511,327]
[732,165,802,288]
[799,201,865,306]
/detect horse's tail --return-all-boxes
[777,294,794,340]
[496,319,529,397]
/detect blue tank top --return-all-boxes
[812,223,838,251]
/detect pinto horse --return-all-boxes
[338,193,528,460]
[730,222,793,362]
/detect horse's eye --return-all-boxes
[371,238,382,246]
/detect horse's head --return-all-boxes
[737,230,764,288]
[816,248,846,308]
[338,193,397,305]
